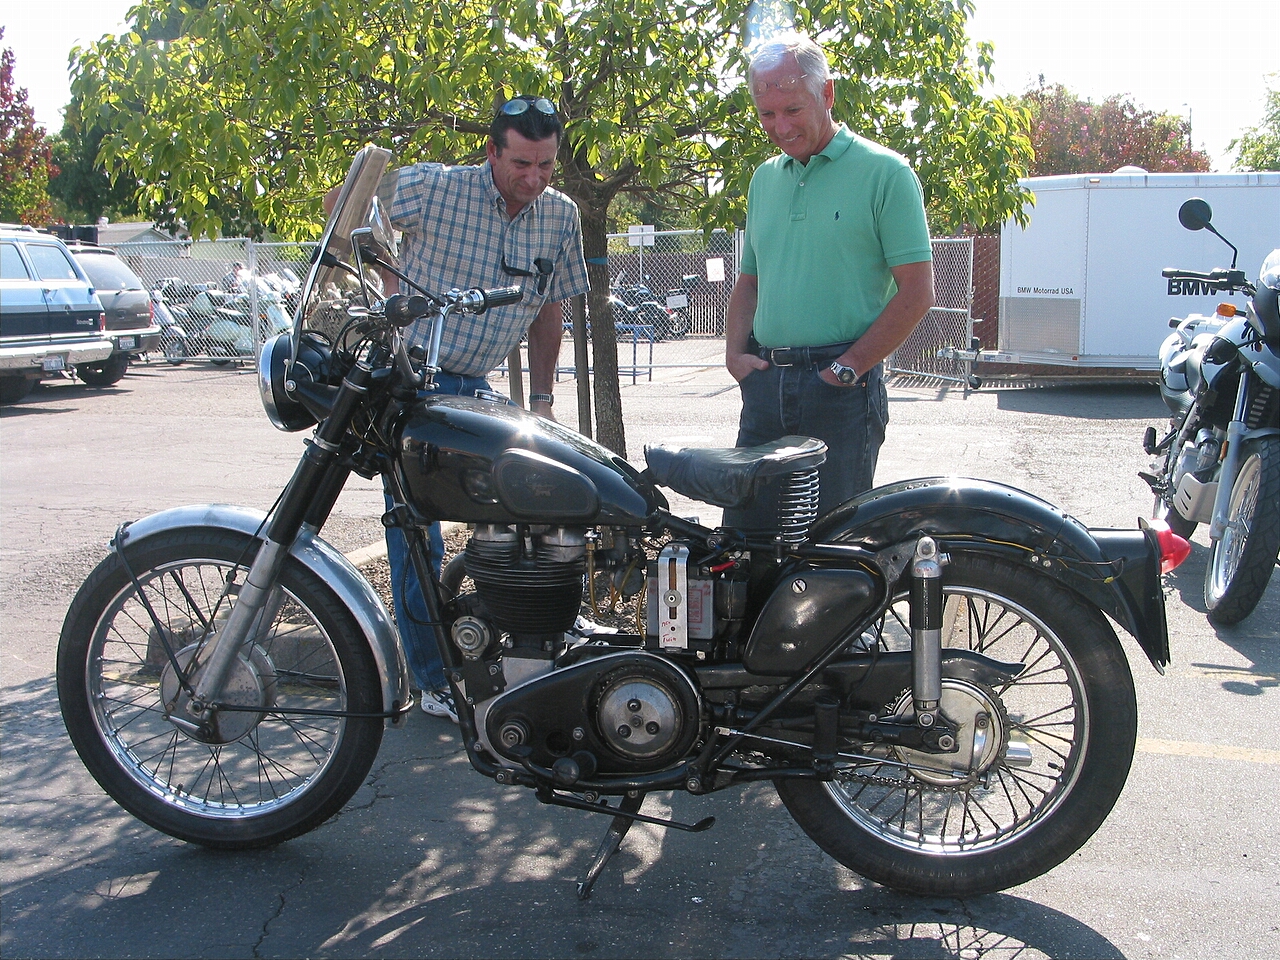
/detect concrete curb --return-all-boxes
[342,520,466,568]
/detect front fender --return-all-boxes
[119,504,411,723]
[811,478,1170,672]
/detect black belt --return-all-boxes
[752,338,856,367]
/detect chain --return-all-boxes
[729,748,972,793]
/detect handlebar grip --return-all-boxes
[384,294,431,327]
[481,286,524,311]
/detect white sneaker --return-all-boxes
[420,687,459,723]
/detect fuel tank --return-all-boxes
[396,395,659,525]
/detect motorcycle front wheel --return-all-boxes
[1205,437,1280,625]
[58,528,384,848]
[775,553,1137,897]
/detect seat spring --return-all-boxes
[777,468,820,544]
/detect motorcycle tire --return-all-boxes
[775,552,1137,897]
[58,527,384,849]
[1154,495,1197,540]
[163,338,187,365]
[76,354,130,387]
[1204,437,1280,626]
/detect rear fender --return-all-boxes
[810,478,1170,672]
[116,504,412,723]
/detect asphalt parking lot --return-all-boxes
[2,355,1277,959]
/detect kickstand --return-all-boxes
[576,793,644,900]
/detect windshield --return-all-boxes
[1260,249,1280,292]
[295,144,398,353]
[75,251,145,291]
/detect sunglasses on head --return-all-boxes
[498,96,557,117]
[501,255,554,295]
[750,74,811,96]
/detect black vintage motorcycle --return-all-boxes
[58,147,1189,899]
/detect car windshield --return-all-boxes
[295,144,397,351]
[75,252,144,291]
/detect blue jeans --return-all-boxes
[384,372,501,692]
[724,362,888,531]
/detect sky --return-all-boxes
[3,0,1278,171]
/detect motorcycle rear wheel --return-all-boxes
[1205,437,1280,625]
[58,528,383,848]
[775,553,1136,897]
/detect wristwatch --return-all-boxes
[529,393,554,406]
[829,360,860,385]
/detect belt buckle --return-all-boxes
[769,348,795,367]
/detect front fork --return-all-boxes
[185,361,373,719]
[1208,372,1251,542]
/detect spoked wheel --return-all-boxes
[1205,437,1280,625]
[775,553,1137,897]
[58,528,383,848]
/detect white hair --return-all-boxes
[747,32,830,102]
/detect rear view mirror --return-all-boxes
[1178,198,1212,232]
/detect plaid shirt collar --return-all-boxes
[479,160,545,223]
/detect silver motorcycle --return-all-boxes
[1143,198,1280,624]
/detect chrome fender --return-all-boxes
[118,504,411,725]
[811,478,1171,671]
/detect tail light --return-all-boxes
[1148,518,1192,573]
[98,312,106,332]
[149,299,155,322]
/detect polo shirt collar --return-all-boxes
[782,123,854,170]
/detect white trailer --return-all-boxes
[967,171,1279,372]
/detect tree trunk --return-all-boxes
[579,207,626,457]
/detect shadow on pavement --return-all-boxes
[2,674,1125,959]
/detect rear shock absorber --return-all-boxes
[910,536,944,728]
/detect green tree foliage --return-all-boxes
[1016,82,1211,176]
[73,0,1032,453]
[47,100,142,223]
[0,29,57,224]
[1230,84,1280,172]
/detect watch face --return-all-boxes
[832,362,857,384]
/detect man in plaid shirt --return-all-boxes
[379,95,590,720]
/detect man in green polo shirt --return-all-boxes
[724,32,935,527]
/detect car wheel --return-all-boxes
[0,376,34,404]
[76,354,131,387]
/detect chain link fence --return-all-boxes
[108,230,982,384]
[109,238,313,365]
[884,237,978,386]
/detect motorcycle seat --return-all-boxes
[643,436,827,509]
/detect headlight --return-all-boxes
[258,333,319,432]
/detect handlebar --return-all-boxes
[384,286,523,326]
[1160,266,1251,291]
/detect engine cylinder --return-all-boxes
[464,527,585,634]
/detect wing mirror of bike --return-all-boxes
[1178,197,1239,269]
[1178,197,1212,231]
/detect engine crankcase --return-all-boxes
[484,651,702,775]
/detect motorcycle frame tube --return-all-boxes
[808,477,1171,671]
[113,504,411,725]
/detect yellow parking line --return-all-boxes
[1137,737,1280,765]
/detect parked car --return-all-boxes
[67,243,163,385]
[0,226,110,403]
